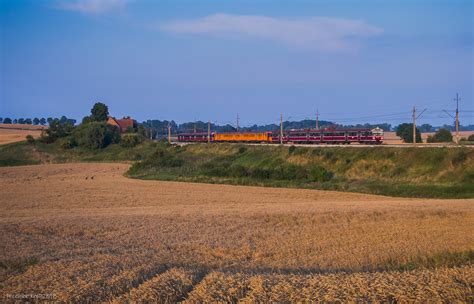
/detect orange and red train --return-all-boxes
[177,128,384,144]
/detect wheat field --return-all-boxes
[1,163,473,302]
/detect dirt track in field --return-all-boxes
[1,163,473,302]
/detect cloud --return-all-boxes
[160,14,383,51]
[55,0,128,14]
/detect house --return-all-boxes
[107,116,137,133]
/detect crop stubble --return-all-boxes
[0,163,472,302]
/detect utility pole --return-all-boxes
[168,123,171,144]
[454,93,460,144]
[412,106,416,145]
[316,109,319,130]
[207,120,211,144]
[236,114,239,132]
[280,113,283,145]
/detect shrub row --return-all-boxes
[202,162,333,182]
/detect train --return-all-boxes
[177,127,384,144]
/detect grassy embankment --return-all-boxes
[1,140,473,198]
[127,143,474,198]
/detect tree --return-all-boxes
[33,118,40,125]
[18,118,25,124]
[41,119,74,143]
[0,118,2,123]
[13,119,17,124]
[3,118,12,124]
[39,118,46,125]
[47,117,53,124]
[24,118,32,124]
[82,116,93,124]
[90,102,109,122]
[468,134,474,142]
[72,122,120,149]
[419,124,433,133]
[396,123,422,143]
[427,128,453,143]
[428,129,452,143]
[137,124,146,137]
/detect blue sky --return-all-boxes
[1,0,473,126]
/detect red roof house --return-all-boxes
[107,116,137,133]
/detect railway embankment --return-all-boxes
[126,143,474,199]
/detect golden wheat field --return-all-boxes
[0,125,45,145]
[0,163,473,302]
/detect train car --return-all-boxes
[271,128,383,144]
[177,132,213,142]
[214,132,272,143]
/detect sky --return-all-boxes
[1,0,473,127]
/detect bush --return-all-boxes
[229,165,248,177]
[139,149,184,168]
[288,145,296,154]
[120,133,143,148]
[309,165,333,182]
[427,128,453,143]
[72,122,120,149]
[238,146,247,154]
[468,134,474,142]
[59,136,77,149]
[251,168,272,179]
[25,135,35,143]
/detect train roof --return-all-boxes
[177,132,210,136]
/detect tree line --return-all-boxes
[0,116,76,126]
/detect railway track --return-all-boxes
[173,142,474,148]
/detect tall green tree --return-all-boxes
[396,123,422,143]
[33,118,40,125]
[3,118,12,124]
[91,102,109,122]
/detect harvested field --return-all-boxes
[0,124,45,145]
[0,163,473,302]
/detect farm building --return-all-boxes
[107,116,137,133]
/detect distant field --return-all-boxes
[0,124,46,145]
[383,130,474,144]
[0,163,473,302]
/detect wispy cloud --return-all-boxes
[160,14,383,51]
[55,0,128,14]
